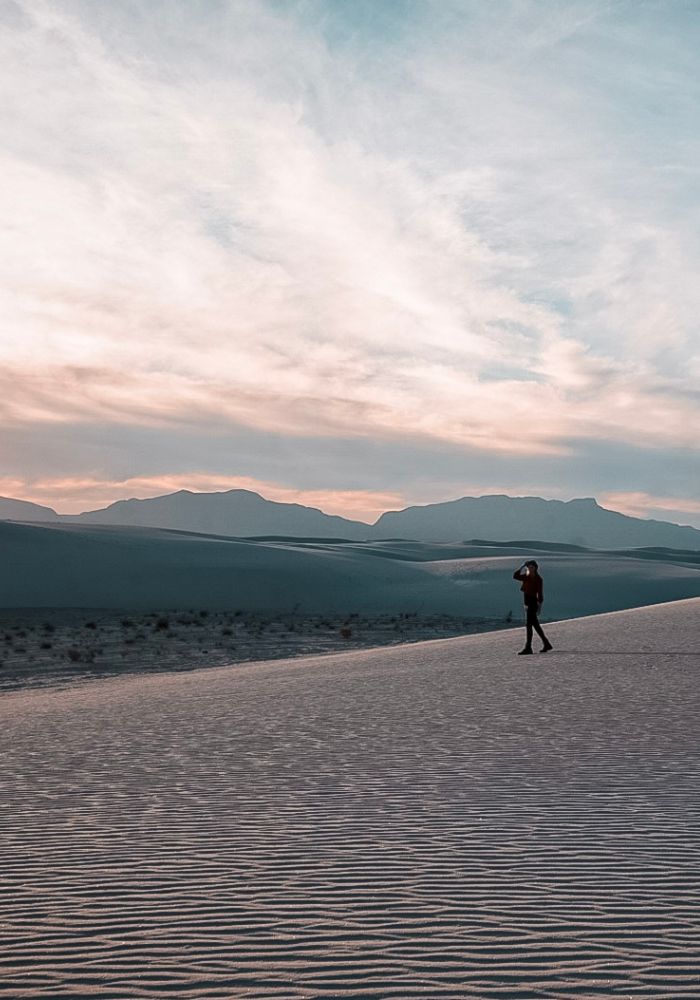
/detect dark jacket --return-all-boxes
[513,568,543,603]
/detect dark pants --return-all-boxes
[524,598,548,649]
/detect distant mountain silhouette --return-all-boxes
[0,496,58,521]
[64,489,371,539]
[1,489,699,550]
[371,495,700,549]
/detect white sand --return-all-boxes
[2,598,699,997]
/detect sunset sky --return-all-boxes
[1,0,699,526]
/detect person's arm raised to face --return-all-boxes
[513,562,528,580]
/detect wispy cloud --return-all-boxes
[600,491,700,530]
[0,0,698,511]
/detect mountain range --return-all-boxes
[1,489,699,550]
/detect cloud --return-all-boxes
[599,491,700,531]
[0,0,698,509]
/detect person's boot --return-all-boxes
[518,646,533,655]
[540,640,553,653]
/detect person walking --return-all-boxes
[513,560,553,655]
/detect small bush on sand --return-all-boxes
[67,649,97,662]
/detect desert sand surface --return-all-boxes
[2,521,699,618]
[2,598,699,998]
[2,524,699,692]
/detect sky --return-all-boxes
[1,0,699,526]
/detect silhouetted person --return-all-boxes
[513,560,553,655]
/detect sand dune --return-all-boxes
[0,521,469,613]
[2,521,700,620]
[421,550,700,618]
[2,598,699,997]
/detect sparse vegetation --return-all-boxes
[0,608,513,693]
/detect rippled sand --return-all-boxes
[2,598,700,998]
